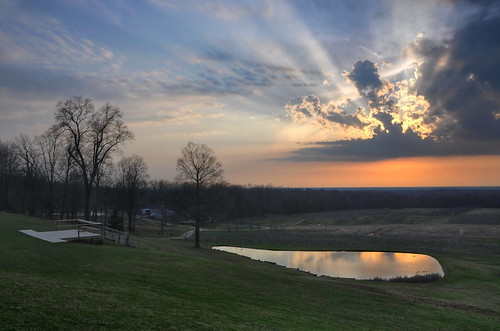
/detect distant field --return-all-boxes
[233,207,500,226]
[1,212,499,330]
[206,208,500,256]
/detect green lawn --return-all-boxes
[1,213,499,330]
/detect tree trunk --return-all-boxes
[160,215,164,235]
[93,177,100,222]
[120,209,125,231]
[195,183,200,248]
[47,181,54,220]
[83,183,91,221]
[127,209,134,233]
[28,175,35,216]
[1,175,12,211]
[60,166,70,219]
[21,176,26,214]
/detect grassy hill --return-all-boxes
[1,213,499,330]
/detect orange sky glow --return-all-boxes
[226,156,500,188]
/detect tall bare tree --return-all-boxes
[59,136,77,219]
[36,128,63,218]
[54,97,134,221]
[176,142,224,248]
[93,160,113,223]
[115,155,149,233]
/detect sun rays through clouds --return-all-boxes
[283,0,500,163]
[1,0,500,186]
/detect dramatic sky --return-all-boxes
[1,0,500,187]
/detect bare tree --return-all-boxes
[54,97,134,221]
[36,128,63,218]
[176,142,224,248]
[0,139,19,211]
[59,136,77,219]
[93,160,113,223]
[14,134,40,216]
[115,155,149,233]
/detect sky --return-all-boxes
[1,0,500,187]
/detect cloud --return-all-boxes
[0,0,326,106]
[284,58,434,141]
[127,98,225,127]
[413,13,500,141]
[287,120,500,162]
[173,43,332,96]
[0,5,115,69]
[285,95,372,134]
[283,3,500,162]
[343,60,383,101]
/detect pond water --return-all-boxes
[213,246,444,281]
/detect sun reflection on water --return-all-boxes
[213,247,444,280]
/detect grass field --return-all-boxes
[232,208,500,226]
[1,212,499,330]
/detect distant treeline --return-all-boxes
[1,142,500,225]
[195,185,500,221]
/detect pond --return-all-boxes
[213,246,444,281]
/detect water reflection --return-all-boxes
[213,246,444,280]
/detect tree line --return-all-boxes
[2,97,500,235]
[0,97,141,228]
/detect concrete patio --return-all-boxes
[19,229,101,243]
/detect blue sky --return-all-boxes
[1,0,500,186]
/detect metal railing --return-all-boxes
[56,219,103,238]
[104,227,129,245]
[55,219,129,245]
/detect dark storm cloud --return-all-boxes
[414,13,500,141]
[284,4,500,162]
[287,118,499,162]
[343,60,383,101]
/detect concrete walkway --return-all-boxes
[19,229,101,243]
